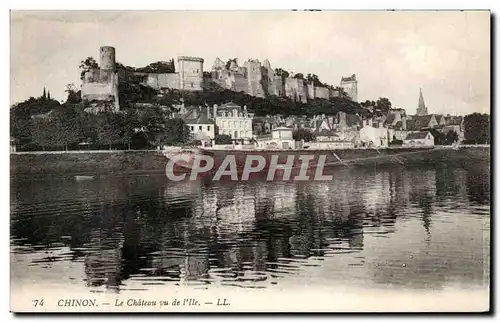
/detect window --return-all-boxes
[190,126,194,131]
[199,126,202,131]
[190,82,194,87]
[207,126,211,131]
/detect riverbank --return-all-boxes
[10,150,168,176]
[10,146,490,176]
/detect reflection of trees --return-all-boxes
[11,163,490,291]
[466,166,491,204]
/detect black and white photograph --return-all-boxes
[9,9,491,312]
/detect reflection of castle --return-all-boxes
[83,206,125,292]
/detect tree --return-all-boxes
[225,58,238,70]
[215,134,233,144]
[445,130,459,145]
[293,128,314,142]
[95,112,124,150]
[121,110,141,150]
[376,97,392,113]
[52,107,83,150]
[293,73,304,80]
[429,129,446,145]
[140,106,167,147]
[306,74,323,86]
[65,83,82,104]
[332,86,350,99]
[275,68,290,79]
[79,57,98,80]
[31,117,56,150]
[464,113,490,144]
[163,118,191,146]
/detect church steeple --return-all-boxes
[416,88,428,116]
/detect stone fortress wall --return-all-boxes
[81,46,358,110]
[210,57,352,103]
[81,46,120,111]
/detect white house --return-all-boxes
[359,125,389,148]
[403,131,435,147]
[255,126,295,149]
[182,106,215,144]
[214,102,254,143]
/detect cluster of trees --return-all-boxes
[293,128,315,142]
[116,60,176,74]
[359,98,393,114]
[464,113,490,144]
[11,91,192,151]
[79,56,176,81]
[159,87,369,117]
[429,129,459,145]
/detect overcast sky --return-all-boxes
[10,10,490,115]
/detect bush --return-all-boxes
[390,139,403,146]
[214,134,232,144]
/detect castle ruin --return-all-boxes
[340,74,358,102]
[81,46,120,111]
[81,46,359,110]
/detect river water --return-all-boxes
[10,164,490,298]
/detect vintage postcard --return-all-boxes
[10,10,490,313]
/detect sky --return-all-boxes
[10,10,490,115]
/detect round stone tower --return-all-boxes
[100,46,116,71]
[178,56,204,91]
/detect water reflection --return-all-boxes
[10,164,490,292]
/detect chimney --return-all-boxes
[243,105,247,113]
[213,104,218,119]
[192,108,198,119]
[206,106,211,120]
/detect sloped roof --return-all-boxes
[435,114,445,123]
[182,106,214,124]
[218,101,243,112]
[406,115,433,130]
[405,131,432,140]
[446,116,463,125]
[315,128,339,137]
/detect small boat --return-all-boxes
[75,175,94,181]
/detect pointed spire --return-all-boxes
[417,88,428,116]
[42,87,46,100]
[47,91,51,100]
[418,88,425,109]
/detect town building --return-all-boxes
[255,126,295,149]
[181,106,215,145]
[403,131,435,147]
[213,102,254,143]
[359,125,389,148]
